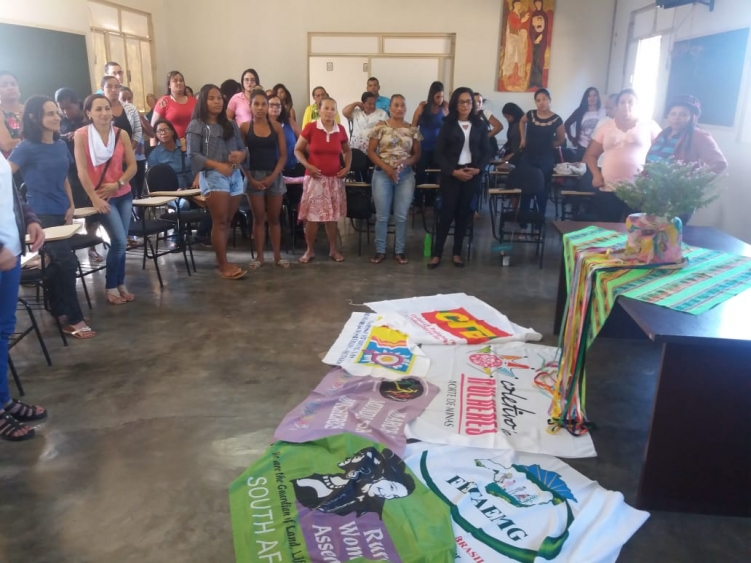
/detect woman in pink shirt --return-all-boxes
[583,89,661,221]
[227,69,260,125]
[150,71,197,147]
[74,94,137,305]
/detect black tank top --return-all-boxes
[245,120,278,171]
[112,107,133,139]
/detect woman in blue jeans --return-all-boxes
[9,96,95,337]
[74,94,137,305]
[0,153,47,441]
[367,95,422,264]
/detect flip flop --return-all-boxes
[219,268,247,280]
[276,259,291,268]
[248,260,263,270]
[63,325,96,339]
[299,254,315,264]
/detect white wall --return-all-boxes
[0,0,171,94]
[164,0,616,138]
[609,0,751,242]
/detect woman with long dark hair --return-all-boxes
[101,76,142,152]
[646,95,726,174]
[186,84,248,279]
[227,68,260,125]
[564,87,605,160]
[240,91,288,268]
[519,88,565,214]
[74,94,137,304]
[500,102,525,165]
[8,96,94,338]
[268,94,301,176]
[428,87,490,269]
[150,71,197,146]
[473,92,503,157]
[273,83,297,124]
[412,81,448,179]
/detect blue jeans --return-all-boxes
[372,168,415,254]
[99,192,133,289]
[0,257,21,404]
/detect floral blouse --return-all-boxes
[368,121,423,168]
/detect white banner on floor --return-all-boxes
[366,293,542,346]
[404,443,648,563]
[322,312,430,379]
[406,342,596,458]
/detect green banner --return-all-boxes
[229,434,455,563]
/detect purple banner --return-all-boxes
[297,502,401,562]
[274,368,437,455]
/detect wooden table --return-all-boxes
[73,207,99,218]
[132,195,178,207]
[553,221,751,517]
[148,188,201,197]
[26,223,81,243]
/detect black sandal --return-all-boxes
[4,399,47,422]
[0,412,36,442]
[371,253,386,264]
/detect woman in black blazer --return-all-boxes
[429,87,490,269]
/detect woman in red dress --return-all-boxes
[150,71,197,148]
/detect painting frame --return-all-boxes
[497,0,556,92]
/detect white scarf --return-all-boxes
[87,124,116,166]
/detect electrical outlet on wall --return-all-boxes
[327,62,333,71]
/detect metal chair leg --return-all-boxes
[7,357,25,396]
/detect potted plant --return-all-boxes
[614,159,719,264]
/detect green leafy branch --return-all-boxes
[614,159,720,219]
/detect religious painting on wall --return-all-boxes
[497,0,556,92]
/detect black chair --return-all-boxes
[345,182,374,256]
[69,231,107,310]
[283,182,304,254]
[349,149,372,183]
[499,165,547,268]
[8,297,54,396]
[128,200,193,288]
[146,164,204,272]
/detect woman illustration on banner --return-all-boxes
[501,0,530,91]
[292,447,416,518]
[528,0,550,89]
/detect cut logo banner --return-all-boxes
[366,293,542,346]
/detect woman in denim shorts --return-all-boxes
[187,84,248,279]
[240,91,288,268]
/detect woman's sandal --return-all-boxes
[63,325,96,339]
[275,259,290,268]
[219,267,247,280]
[0,413,36,442]
[395,254,409,265]
[88,249,105,263]
[371,253,386,264]
[118,287,135,302]
[298,254,315,264]
[427,258,441,270]
[106,291,127,305]
[4,399,47,422]
[248,260,263,270]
